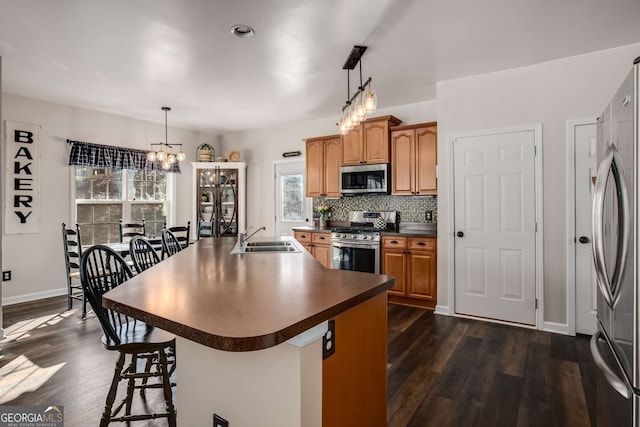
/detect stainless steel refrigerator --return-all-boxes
[591,56,640,427]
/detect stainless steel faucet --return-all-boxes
[238,226,266,248]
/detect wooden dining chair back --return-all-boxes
[161,229,182,258]
[62,222,87,318]
[80,245,176,426]
[119,219,145,242]
[129,236,161,274]
[164,221,191,249]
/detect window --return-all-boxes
[75,167,168,244]
[280,173,305,221]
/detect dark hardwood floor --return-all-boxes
[386,304,596,427]
[0,296,596,426]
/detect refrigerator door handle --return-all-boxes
[590,330,633,398]
[592,144,629,308]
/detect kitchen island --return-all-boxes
[103,236,394,426]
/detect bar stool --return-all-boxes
[80,245,176,426]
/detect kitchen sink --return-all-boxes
[231,240,302,254]
[242,245,300,253]
[246,241,290,247]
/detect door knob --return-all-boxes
[579,236,589,244]
[456,231,464,238]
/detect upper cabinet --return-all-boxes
[391,122,437,196]
[341,115,402,166]
[305,135,342,197]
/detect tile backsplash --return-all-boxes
[313,195,437,223]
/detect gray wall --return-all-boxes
[1,94,221,304]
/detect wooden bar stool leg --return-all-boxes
[158,349,177,426]
[101,352,126,427]
[125,353,138,416]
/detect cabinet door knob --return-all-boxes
[456,231,464,238]
[579,236,589,244]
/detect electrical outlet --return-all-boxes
[323,319,335,360]
[2,271,11,281]
[425,210,433,222]
[213,414,228,427]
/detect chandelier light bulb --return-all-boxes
[157,149,167,162]
[344,114,353,131]
[147,151,157,162]
[365,84,377,114]
[168,153,177,164]
[177,151,186,162]
[356,94,366,121]
[162,159,171,170]
[350,103,360,126]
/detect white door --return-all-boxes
[274,160,312,236]
[453,129,537,325]
[574,121,598,335]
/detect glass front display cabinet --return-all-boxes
[192,162,246,238]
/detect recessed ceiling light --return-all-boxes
[230,25,255,38]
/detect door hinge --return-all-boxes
[535,298,538,309]
[534,146,537,156]
[535,222,538,232]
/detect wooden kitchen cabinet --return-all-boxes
[305,135,341,197]
[391,122,437,195]
[294,231,332,268]
[341,115,401,166]
[382,235,437,309]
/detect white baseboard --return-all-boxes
[542,321,570,336]
[434,305,450,316]
[3,288,67,306]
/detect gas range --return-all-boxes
[330,210,398,244]
[331,228,381,242]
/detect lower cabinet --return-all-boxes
[294,231,331,268]
[382,236,437,309]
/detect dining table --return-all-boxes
[84,237,163,257]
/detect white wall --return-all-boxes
[221,100,437,233]
[1,94,221,303]
[436,42,640,326]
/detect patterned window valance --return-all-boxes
[67,139,181,173]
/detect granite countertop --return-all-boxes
[103,236,394,352]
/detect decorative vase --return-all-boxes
[319,218,328,228]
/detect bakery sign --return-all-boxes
[4,121,40,234]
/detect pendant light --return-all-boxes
[147,107,186,169]
[337,46,378,134]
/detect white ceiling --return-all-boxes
[1,0,639,133]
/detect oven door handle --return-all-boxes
[331,241,378,249]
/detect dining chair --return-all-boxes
[129,236,161,274]
[197,220,213,239]
[80,245,176,426]
[119,219,145,242]
[161,229,182,258]
[61,222,87,318]
[164,221,191,249]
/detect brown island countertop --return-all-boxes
[103,236,394,352]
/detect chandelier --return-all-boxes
[147,107,186,170]
[338,45,377,136]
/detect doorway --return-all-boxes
[567,118,598,335]
[273,160,312,236]
[451,124,542,326]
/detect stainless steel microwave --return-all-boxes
[339,164,389,195]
